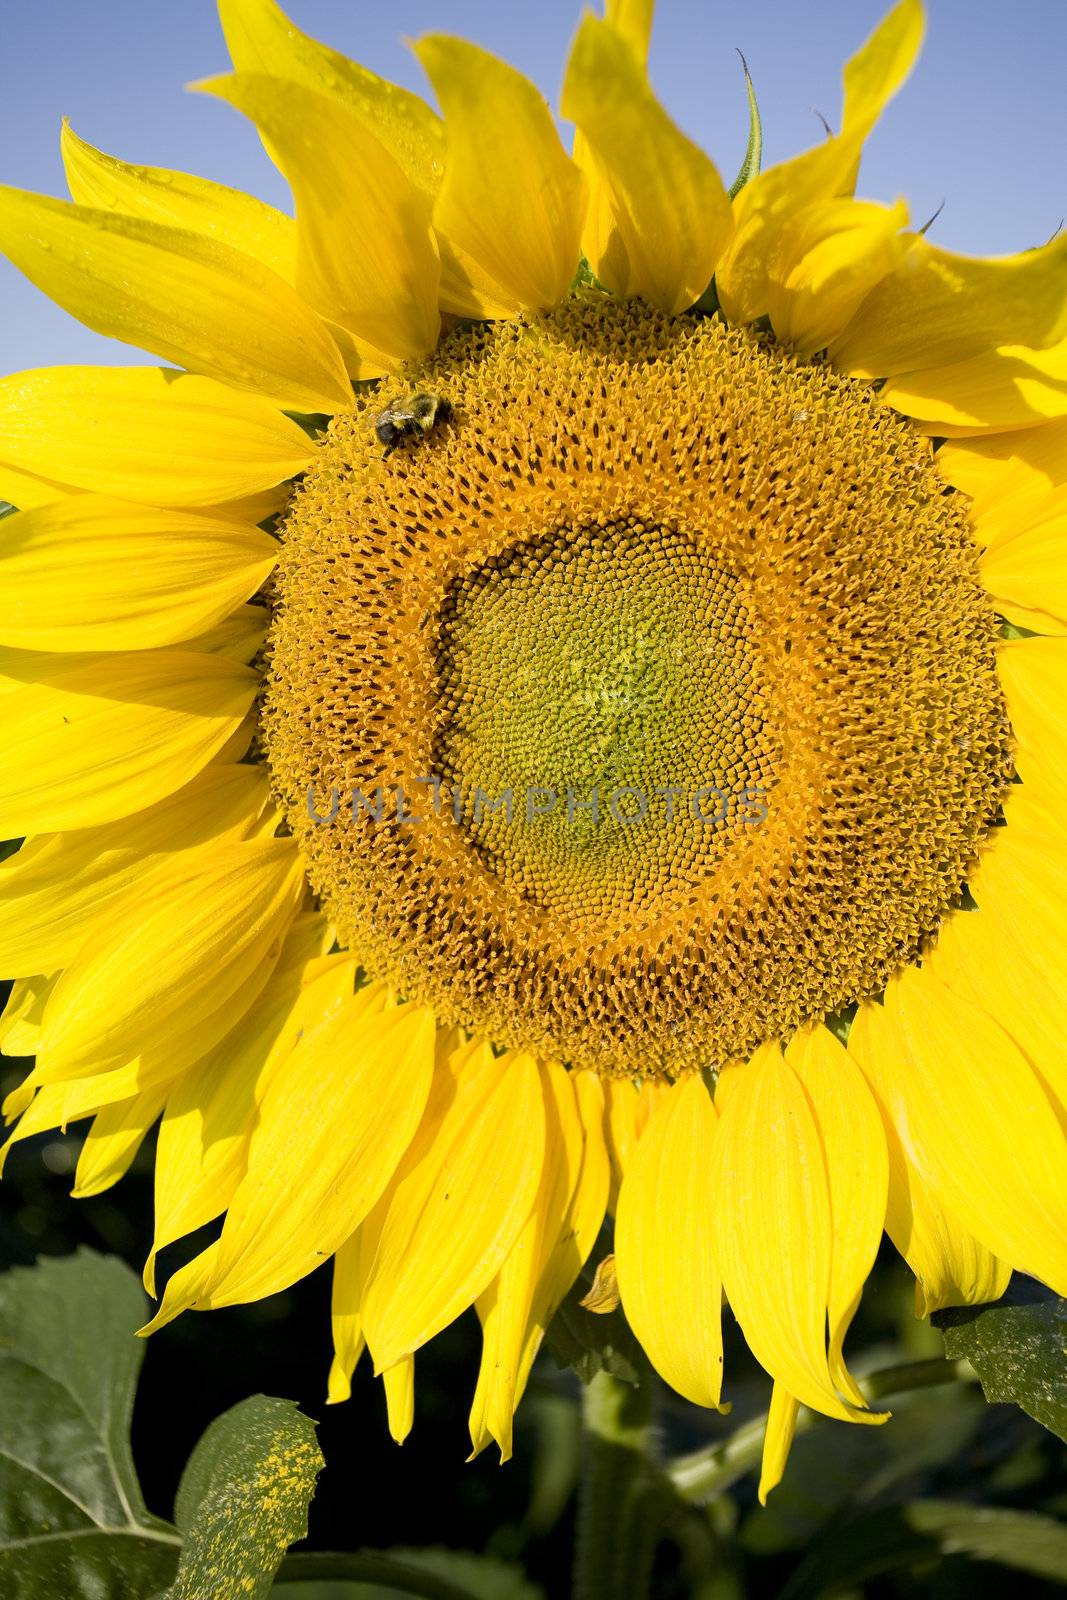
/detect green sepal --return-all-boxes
[728,51,763,200]
[570,255,610,294]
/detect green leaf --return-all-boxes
[0,1249,182,1599]
[169,1394,323,1599]
[934,1277,1067,1441]
[778,1499,1067,1599]
[0,1253,331,1600]
[728,52,762,199]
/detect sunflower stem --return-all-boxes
[573,1368,659,1600]
[666,1355,978,1504]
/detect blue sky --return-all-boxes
[2,0,1066,375]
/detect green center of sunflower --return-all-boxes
[262,298,1012,1075]
[432,517,775,915]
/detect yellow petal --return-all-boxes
[839,0,926,141]
[187,484,290,527]
[471,1070,611,1448]
[140,1242,221,1336]
[0,366,315,507]
[998,637,1067,797]
[969,797,1067,1012]
[72,1084,169,1198]
[62,1064,175,1124]
[193,992,435,1309]
[568,2,653,298]
[218,0,443,195]
[0,763,270,978]
[882,339,1067,435]
[831,232,1067,379]
[1,1074,39,1126]
[849,997,1012,1314]
[0,187,351,413]
[785,1024,888,1405]
[37,837,304,1083]
[716,143,858,326]
[414,36,585,318]
[604,0,654,59]
[716,0,923,324]
[758,1384,800,1505]
[567,1070,613,1272]
[979,509,1067,635]
[616,1074,726,1409]
[0,974,56,1062]
[938,421,1067,550]
[603,1076,669,1211]
[767,198,909,357]
[0,647,258,836]
[0,497,277,652]
[493,1068,609,1435]
[199,74,440,368]
[382,1358,416,1445]
[61,121,297,281]
[924,910,1067,1120]
[328,1227,369,1405]
[859,970,1067,1294]
[189,606,267,664]
[148,948,357,1295]
[976,784,1067,879]
[562,12,731,314]
[324,1152,412,1403]
[4,1046,186,1132]
[710,1044,884,1422]
[469,1060,586,1461]
[0,461,69,511]
[361,1039,546,1372]
[3,1067,44,1123]
[0,1082,74,1175]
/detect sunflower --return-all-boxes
[1,0,1065,1502]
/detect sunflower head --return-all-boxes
[1,0,1065,1509]
[265,298,1012,1075]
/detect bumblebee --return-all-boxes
[373,391,452,458]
